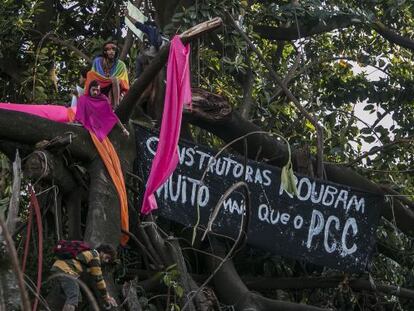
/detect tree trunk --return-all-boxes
[208,239,327,311]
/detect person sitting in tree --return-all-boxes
[75,80,129,138]
[84,41,129,108]
[50,244,118,311]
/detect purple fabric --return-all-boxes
[74,94,118,141]
[141,36,192,215]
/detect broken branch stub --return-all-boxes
[180,17,223,41]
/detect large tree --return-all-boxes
[0,0,413,310]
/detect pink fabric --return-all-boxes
[0,103,72,122]
[141,35,192,215]
[74,94,118,141]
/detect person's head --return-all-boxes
[88,80,101,97]
[102,41,118,60]
[96,244,117,265]
[79,67,89,85]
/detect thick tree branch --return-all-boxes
[208,240,327,311]
[372,21,414,51]
[55,1,93,37]
[244,275,414,300]
[0,110,96,161]
[377,242,414,269]
[185,108,289,166]
[379,185,414,210]
[27,29,92,63]
[84,158,123,247]
[34,0,57,35]
[47,35,92,63]
[0,58,23,82]
[24,150,77,193]
[253,14,361,40]
[239,54,254,119]
[120,32,135,61]
[346,136,414,167]
[253,14,414,52]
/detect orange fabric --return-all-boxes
[84,71,129,95]
[85,71,112,92]
[67,107,76,122]
[90,133,129,245]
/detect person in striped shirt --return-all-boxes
[51,244,118,311]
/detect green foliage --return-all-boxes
[161,265,184,307]
[0,0,413,309]
[167,1,414,309]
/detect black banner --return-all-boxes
[134,125,384,272]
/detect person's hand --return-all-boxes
[104,295,118,307]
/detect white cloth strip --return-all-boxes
[127,1,147,23]
[125,17,144,40]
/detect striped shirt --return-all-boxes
[51,250,108,298]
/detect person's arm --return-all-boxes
[117,119,130,136]
[78,251,118,306]
[134,21,160,48]
[134,21,148,32]
[102,94,129,136]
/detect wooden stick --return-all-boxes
[6,150,22,235]
[0,217,31,311]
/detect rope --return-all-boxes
[31,150,49,186]
[20,184,44,310]
[29,185,44,311]
[34,184,57,196]
[53,185,61,240]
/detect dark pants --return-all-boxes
[48,275,81,308]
